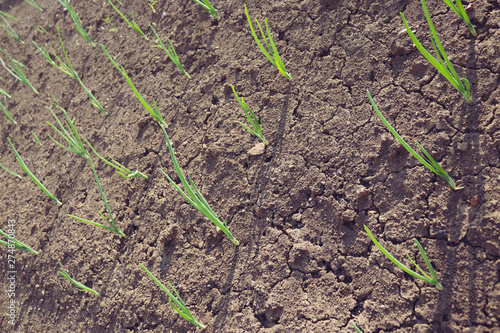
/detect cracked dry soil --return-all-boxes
[0,0,499,332]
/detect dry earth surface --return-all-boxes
[0,0,499,332]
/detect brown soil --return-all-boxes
[0,0,499,332]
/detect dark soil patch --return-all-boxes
[0,0,499,332]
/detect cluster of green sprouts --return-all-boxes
[0,11,23,44]
[245,4,291,80]
[33,25,106,114]
[108,0,149,41]
[0,229,38,254]
[58,260,100,296]
[367,91,462,190]
[192,0,220,20]
[0,95,16,124]
[140,264,206,329]
[58,0,95,46]
[401,0,471,103]
[7,137,62,205]
[0,50,38,94]
[364,225,443,290]
[231,85,268,146]
[150,25,190,78]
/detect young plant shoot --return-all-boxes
[58,0,95,46]
[368,91,462,190]
[364,225,443,290]
[0,229,38,254]
[0,95,16,124]
[0,50,38,94]
[46,97,89,159]
[32,25,106,114]
[159,130,240,246]
[24,0,43,12]
[32,131,42,146]
[244,4,291,80]
[7,138,62,205]
[441,0,477,37]
[0,11,23,44]
[140,264,206,329]
[231,85,268,145]
[401,0,471,103]
[58,260,99,296]
[0,158,22,179]
[107,0,149,40]
[0,88,11,98]
[150,25,190,78]
[67,155,125,237]
[120,67,239,245]
[192,0,220,20]
[86,139,147,179]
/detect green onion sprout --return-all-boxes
[0,229,38,254]
[0,88,11,98]
[58,260,99,296]
[0,11,23,44]
[150,25,190,78]
[85,139,147,179]
[401,0,471,103]
[67,155,125,237]
[0,95,16,124]
[368,90,462,190]
[32,25,106,114]
[24,0,43,12]
[32,131,42,146]
[0,50,38,94]
[244,4,291,80]
[0,157,22,179]
[192,0,220,20]
[140,264,206,329]
[107,0,148,41]
[7,138,62,205]
[231,84,268,146]
[58,0,95,46]
[351,322,363,333]
[441,0,476,37]
[46,96,89,159]
[364,225,443,290]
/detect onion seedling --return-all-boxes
[58,0,95,46]
[85,139,147,179]
[0,158,22,179]
[0,88,11,98]
[32,131,42,146]
[401,0,471,103]
[46,97,89,159]
[32,25,106,114]
[364,225,443,290]
[368,91,462,190]
[351,322,363,333]
[150,25,190,78]
[7,138,62,205]
[192,0,220,20]
[107,0,149,41]
[441,0,476,37]
[24,0,43,12]
[58,260,99,296]
[0,50,38,94]
[0,11,18,22]
[0,229,38,254]
[231,84,268,146]
[244,4,291,80]
[35,25,48,34]
[159,131,239,245]
[120,67,238,245]
[140,264,206,329]
[0,12,23,44]
[0,95,16,124]
[67,155,125,237]
[100,43,124,75]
